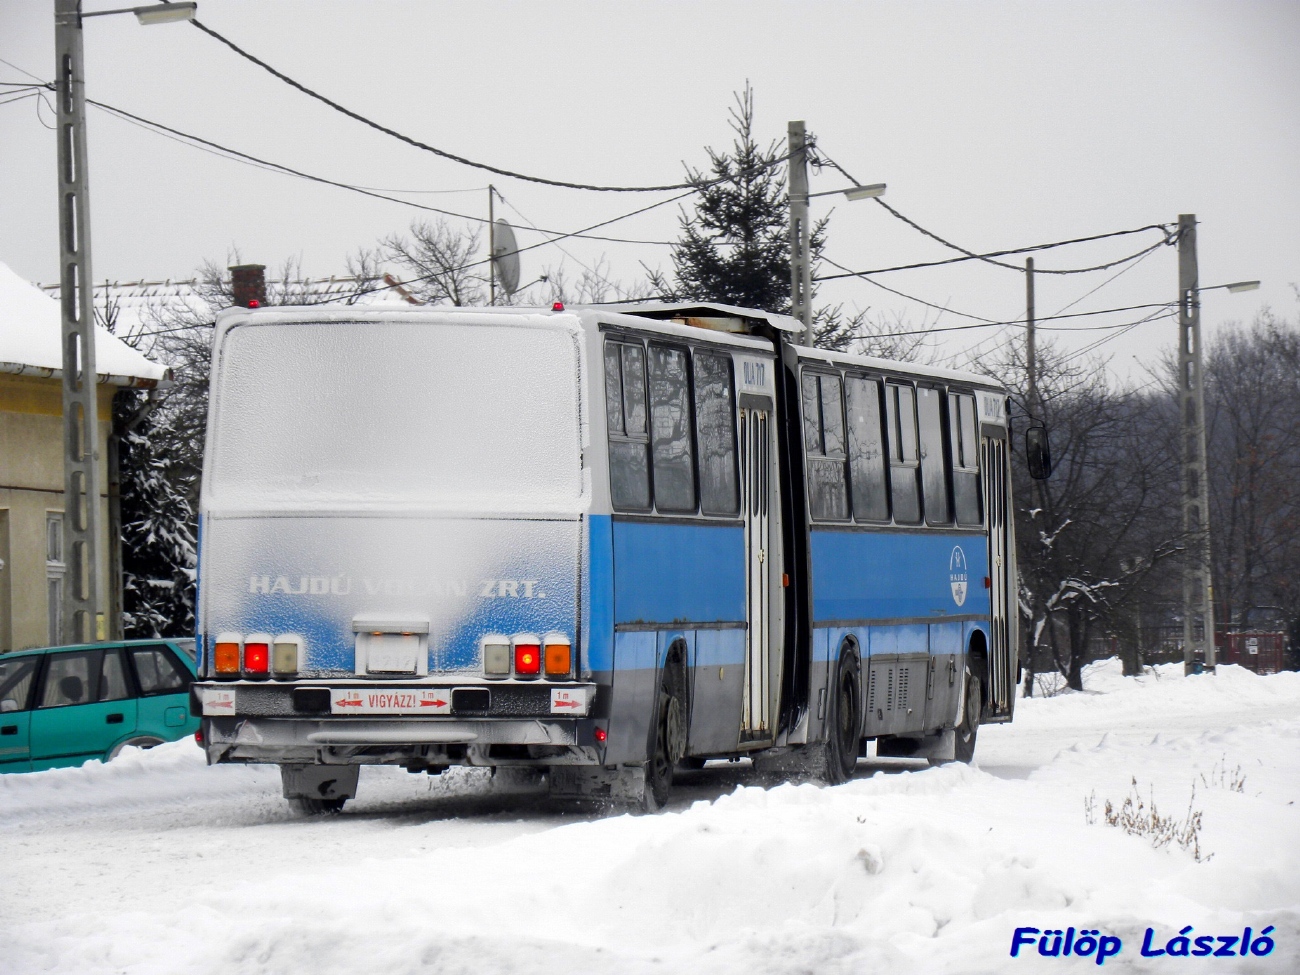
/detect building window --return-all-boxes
[46,513,65,645]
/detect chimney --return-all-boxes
[229,264,266,308]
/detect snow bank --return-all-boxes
[0,259,166,382]
[2,662,1297,974]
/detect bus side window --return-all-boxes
[693,352,739,516]
[885,382,922,524]
[917,387,951,525]
[949,392,984,526]
[845,376,890,522]
[604,340,652,511]
[647,344,697,513]
[801,370,849,521]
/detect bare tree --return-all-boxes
[381,218,486,307]
[1204,308,1300,647]
[976,336,1183,690]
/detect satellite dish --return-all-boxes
[492,219,520,296]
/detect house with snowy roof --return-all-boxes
[0,260,167,652]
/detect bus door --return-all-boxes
[981,435,1014,717]
[739,402,772,740]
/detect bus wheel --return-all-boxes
[645,663,686,810]
[825,652,862,784]
[955,666,981,764]
[289,796,347,815]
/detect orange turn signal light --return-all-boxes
[214,642,240,674]
[544,643,571,677]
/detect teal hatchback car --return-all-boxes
[0,639,199,773]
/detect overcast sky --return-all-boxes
[2,0,1297,379]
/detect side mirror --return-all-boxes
[1026,424,1053,480]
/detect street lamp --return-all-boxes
[54,0,196,644]
[788,120,885,345]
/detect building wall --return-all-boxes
[0,373,114,651]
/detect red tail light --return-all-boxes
[195,729,204,745]
[514,644,541,676]
[244,642,270,674]
[594,727,607,743]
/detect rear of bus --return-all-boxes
[191,307,600,807]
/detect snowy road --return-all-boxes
[2,661,1297,975]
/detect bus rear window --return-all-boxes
[209,320,583,511]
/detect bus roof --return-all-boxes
[792,343,1005,391]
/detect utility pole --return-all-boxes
[55,0,103,644]
[1178,214,1217,673]
[1025,257,1037,414]
[1022,256,1038,697]
[788,121,813,344]
[488,185,496,306]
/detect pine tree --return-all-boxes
[647,86,863,351]
[117,397,197,637]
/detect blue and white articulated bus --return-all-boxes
[191,302,1018,812]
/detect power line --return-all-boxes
[71,178,696,323]
[1049,241,1161,317]
[820,256,1000,323]
[0,57,44,82]
[814,231,1171,280]
[813,147,1176,275]
[188,17,706,194]
[87,97,675,246]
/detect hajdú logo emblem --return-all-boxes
[949,546,968,607]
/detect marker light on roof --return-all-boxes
[552,302,565,311]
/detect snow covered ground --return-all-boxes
[2,659,1297,975]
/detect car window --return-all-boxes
[99,649,131,702]
[39,650,102,709]
[171,639,197,664]
[0,657,38,713]
[130,646,189,696]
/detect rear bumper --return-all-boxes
[191,679,599,719]
[193,678,606,767]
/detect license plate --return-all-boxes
[330,688,450,715]
[366,633,422,674]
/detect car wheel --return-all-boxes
[955,665,981,764]
[108,736,164,761]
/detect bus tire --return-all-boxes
[824,651,862,785]
[955,665,980,764]
[289,795,347,815]
[644,659,687,811]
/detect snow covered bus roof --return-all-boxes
[792,344,1005,392]
[613,301,804,334]
[0,260,168,387]
[211,303,1003,391]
